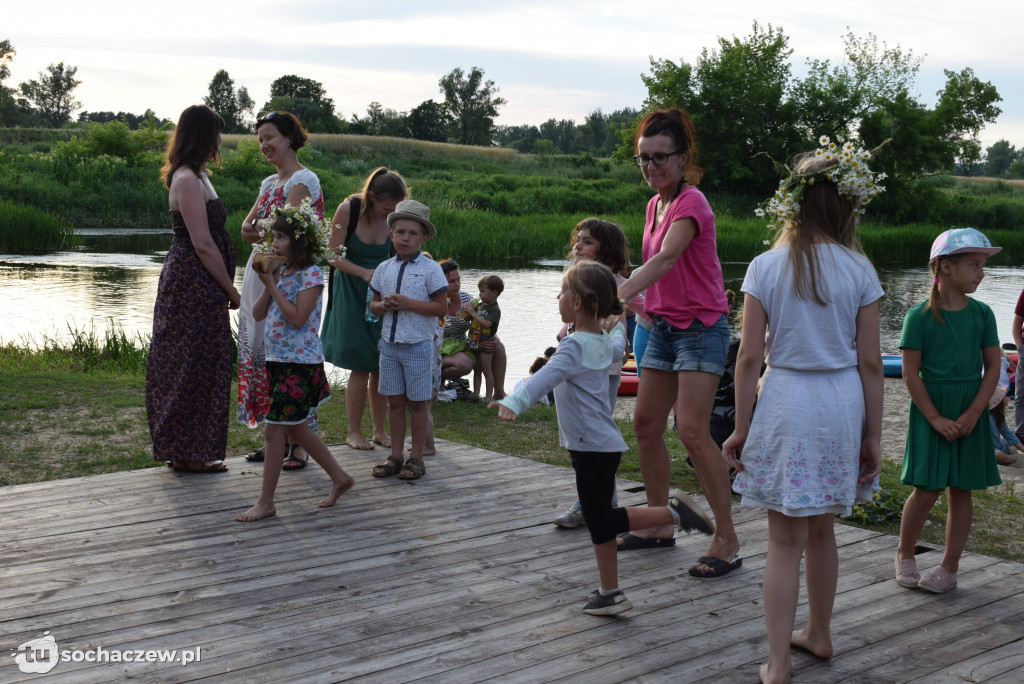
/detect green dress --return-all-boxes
[321,225,390,373]
[899,299,1001,490]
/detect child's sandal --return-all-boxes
[372,458,403,478]
[397,458,426,480]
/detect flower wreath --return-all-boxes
[755,136,888,233]
[256,197,346,266]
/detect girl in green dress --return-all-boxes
[321,168,409,450]
[896,228,1003,594]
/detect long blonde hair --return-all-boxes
[772,153,862,306]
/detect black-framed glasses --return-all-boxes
[633,151,682,167]
[440,260,459,273]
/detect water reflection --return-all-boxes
[2,232,1022,381]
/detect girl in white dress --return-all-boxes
[723,138,886,684]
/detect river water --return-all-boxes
[2,229,1022,383]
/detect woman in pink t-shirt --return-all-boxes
[617,109,740,578]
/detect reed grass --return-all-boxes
[0,200,79,252]
[0,324,150,375]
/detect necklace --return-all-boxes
[653,179,686,232]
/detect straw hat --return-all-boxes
[387,200,436,239]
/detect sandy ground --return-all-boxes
[613,377,1024,495]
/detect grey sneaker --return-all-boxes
[668,489,715,535]
[553,501,585,528]
[583,589,633,616]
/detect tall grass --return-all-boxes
[0,200,79,252]
[0,324,150,374]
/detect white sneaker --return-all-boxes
[553,501,585,528]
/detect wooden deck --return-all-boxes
[2,441,1023,683]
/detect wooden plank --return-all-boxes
[2,439,1023,683]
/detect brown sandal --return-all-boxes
[397,458,426,480]
[372,458,403,478]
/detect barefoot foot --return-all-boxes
[791,628,833,659]
[408,446,437,456]
[372,433,392,448]
[760,660,792,684]
[319,474,355,508]
[235,502,277,522]
[346,433,374,450]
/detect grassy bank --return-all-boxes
[3,126,1024,264]
[2,333,1022,564]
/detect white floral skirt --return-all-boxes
[731,366,877,517]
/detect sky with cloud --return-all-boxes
[6,1,1023,148]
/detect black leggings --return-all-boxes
[570,450,631,544]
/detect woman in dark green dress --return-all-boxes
[321,168,409,450]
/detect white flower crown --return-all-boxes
[257,197,346,265]
[755,136,888,233]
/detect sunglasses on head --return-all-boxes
[440,260,459,273]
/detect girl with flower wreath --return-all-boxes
[237,111,325,470]
[723,137,885,683]
[236,202,354,521]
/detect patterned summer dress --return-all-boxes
[146,198,236,462]
[235,169,323,427]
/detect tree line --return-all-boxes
[1,26,1020,191]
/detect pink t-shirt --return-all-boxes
[642,185,728,329]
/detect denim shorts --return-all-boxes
[640,314,729,376]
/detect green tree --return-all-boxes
[630,23,799,192]
[407,99,451,142]
[438,66,506,146]
[203,69,250,133]
[1009,157,1024,179]
[933,67,1002,175]
[0,39,19,125]
[984,140,1016,177]
[237,86,255,131]
[791,30,923,141]
[263,75,340,132]
[495,123,540,151]
[539,118,576,153]
[19,61,81,127]
[573,109,609,154]
[0,39,13,85]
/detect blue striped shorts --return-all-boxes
[378,338,435,401]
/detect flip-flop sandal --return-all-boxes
[688,555,743,578]
[616,533,676,551]
[245,448,265,462]
[372,458,404,478]
[281,445,308,471]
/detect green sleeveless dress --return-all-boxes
[321,203,390,373]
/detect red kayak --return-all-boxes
[619,372,639,396]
